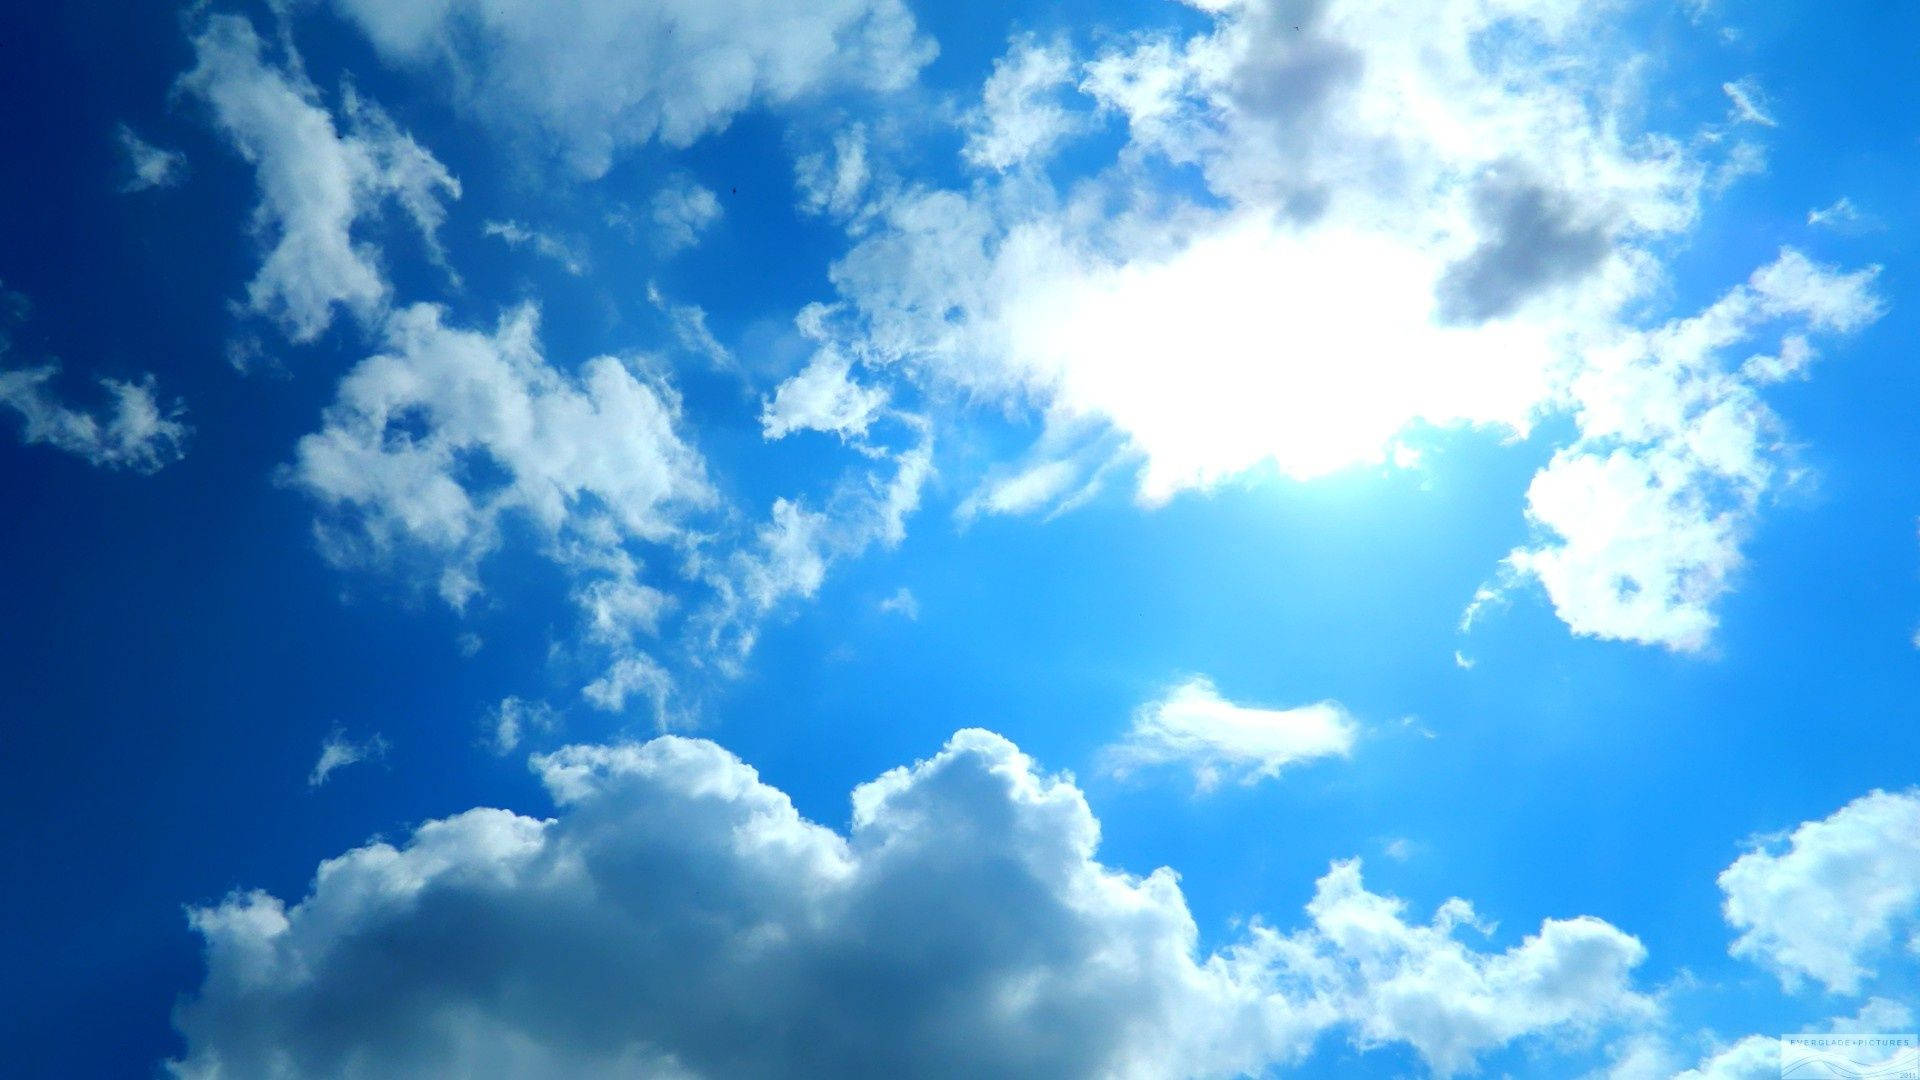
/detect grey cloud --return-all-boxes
[170,730,1654,1079]
[1225,1,1364,123]
[1436,167,1613,325]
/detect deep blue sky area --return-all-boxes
[2,2,1918,1078]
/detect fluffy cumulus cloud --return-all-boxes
[962,35,1084,172]
[283,283,941,708]
[323,0,935,177]
[283,280,938,710]
[179,14,460,343]
[1503,249,1882,651]
[796,0,1882,650]
[293,302,713,602]
[1600,997,1920,1080]
[170,729,1653,1078]
[760,350,889,441]
[1107,676,1357,791]
[290,301,715,708]
[1667,1035,1779,1080]
[1717,788,1920,995]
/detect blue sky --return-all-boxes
[2,1,1918,1077]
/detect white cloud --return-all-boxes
[1670,1035,1778,1080]
[1621,998,1920,1080]
[1808,197,1857,229]
[877,585,918,619]
[292,301,714,607]
[116,123,187,192]
[290,301,715,710]
[307,728,388,787]
[483,220,586,275]
[0,290,190,471]
[287,291,930,706]
[962,35,1085,171]
[0,365,190,473]
[487,696,556,756]
[1718,788,1920,995]
[795,124,871,218]
[1835,996,1915,1033]
[800,1,1878,650]
[1588,968,1920,1080]
[651,177,722,253]
[818,1,1706,500]
[1286,858,1654,1077]
[967,458,1081,516]
[171,728,1652,1078]
[1633,1018,1915,1080]
[1504,249,1883,651]
[1582,1033,1683,1080]
[955,430,1124,522]
[1708,140,1768,194]
[581,652,675,719]
[178,14,459,342]
[694,433,931,669]
[325,0,935,177]
[1807,196,1879,235]
[760,350,888,440]
[646,284,734,371]
[1108,676,1357,791]
[1720,78,1777,127]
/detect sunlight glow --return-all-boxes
[999,213,1568,497]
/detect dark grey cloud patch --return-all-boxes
[1436,166,1613,324]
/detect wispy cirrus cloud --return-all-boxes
[306,727,388,787]
[115,123,187,192]
[0,284,189,473]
